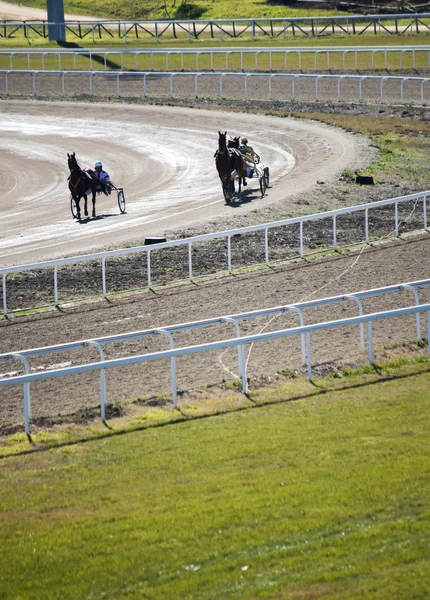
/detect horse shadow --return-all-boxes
[227,189,261,207]
[75,213,118,225]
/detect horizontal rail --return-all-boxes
[1,14,430,41]
[1,303,429,434]
[1,277,429,362]
[1,189,429,316]
[1,46,430,72]
[1,70,429,107]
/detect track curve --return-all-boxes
[0,101,370,267]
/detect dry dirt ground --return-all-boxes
[0,97,430,433]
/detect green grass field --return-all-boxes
[3,0,349,21]
[1,358,429,599]
[3,40,430,72]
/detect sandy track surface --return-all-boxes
[0,100,371,268]
[0,236,429,430]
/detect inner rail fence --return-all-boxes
[2,70,430,105]
[1,13,430,41]
[1,190,429,317]
[1,303,429,434]
[2,46,430,72]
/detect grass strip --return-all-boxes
[0,356,428,599]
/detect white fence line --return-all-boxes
[1,278,429,433]
[1,303,429,434]
[2,70,430,104]
[1,14,430,41]
[1,190,429,317]
[2,46,430,72]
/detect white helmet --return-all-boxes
[94,161,103,168]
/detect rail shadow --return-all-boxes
[2,365,428,459]
[57,41,124,71]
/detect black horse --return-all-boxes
[67,152,97,219]
[214,132,246,203]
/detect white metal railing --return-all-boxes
[1,190,429,317]
[1,277,429,432]
[1,303,429,434]
[1,14,430,41]
[1,46,430,72]
[1,70,430,104]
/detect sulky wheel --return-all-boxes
[259,173,267,197]
[117,189,126,213]
[70,196,79,219]
[264,166,270,189]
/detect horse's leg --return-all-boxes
[92,189,96,218]
[75,196,81,220]
[82,193,88,217]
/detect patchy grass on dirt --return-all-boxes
[291,111,430,186]
[0,356,429,599]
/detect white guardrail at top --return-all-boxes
[1,190,430,317]
[1,302,429,434]
[1,13,430,40]
[2,46,430,72]
[2,70,430,104]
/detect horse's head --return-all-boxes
[67,152,79,172]
[218,131,228,153]
[227,136,240,149]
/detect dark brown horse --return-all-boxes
[67,152,97,219]
[215,132,246,203]
[215,131,233,203]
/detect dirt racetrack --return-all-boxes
[0,100,373,267]
[0,99,429,433]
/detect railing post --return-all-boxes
[84,341,106,420]
[102,257,107,298]
[401,284,421,341]
[12,354,31,434]
[147,250,152,288]
[33,71,36,98]
[62,71,65,96]
[365,208,369,243]
[2,274,7,317]
[333,215,337,250]
[155,330,177,408]
[424,197,428,230]
[306,333,312,381]
[395,202,399,237]
[54,264,59,306]
[117,72,120,98]
[368,321,374,364]
[344,295,365,352]
[288,306,307,365]
[188,242,193,281]
[299,221,304,258]
[222,317,246,393]
[227,235,232,274]
[265,228,269,266]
